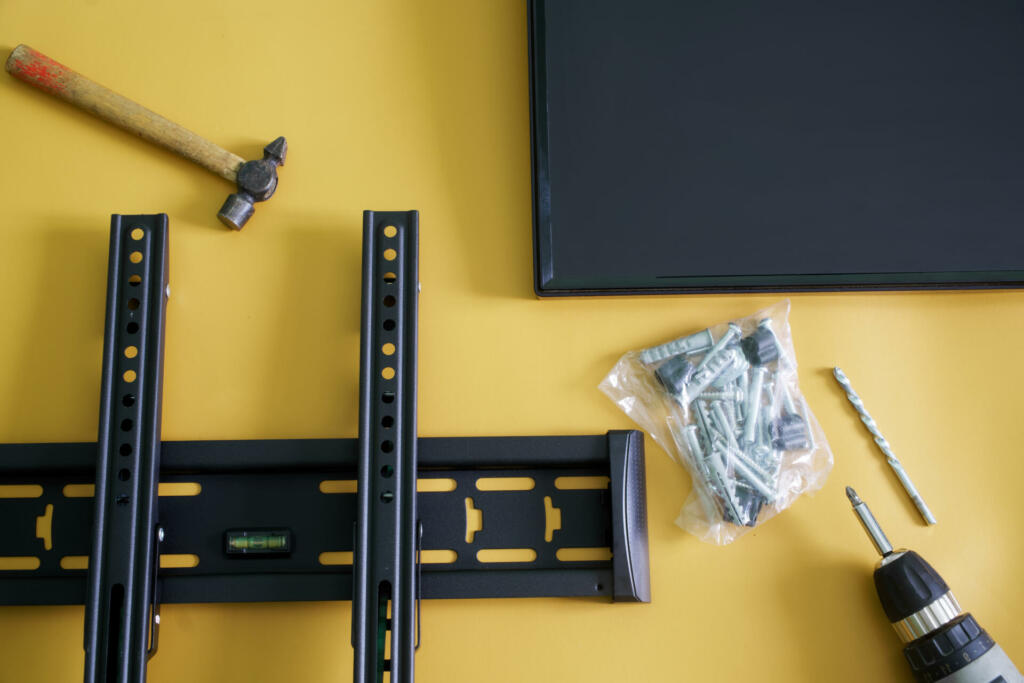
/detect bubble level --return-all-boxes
[224,529,292,556]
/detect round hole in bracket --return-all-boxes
[383,225,398,238]
[128,275,142,286]
[119,444,132,456]
[383,272,397,283]
[596,583,604,591]
[116,494,130,506]
[382,343,396,356]
[380,491,394,503]
[381,415,394,428]
[130,228,145,241]
[123,370,137,383]
[383,319,396,331]
[122,394,135,407]
[126,322,139,334]
[118,468,131,481]
[382,392,395,404]
[129,251,143,264]
[383,248,397,262]
[381,367,395,380]
[381,465,394,478]
[121,419,133,432]
[383,295,396,307]
[381,440,394,453]
[127,298,140,310]
[124,346,138,359]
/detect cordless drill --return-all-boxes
[846,487,1023,683]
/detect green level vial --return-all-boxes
[224,529,292,556]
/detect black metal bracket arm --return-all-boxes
[0,212,650,683]
[84,215,169,683]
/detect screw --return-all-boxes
[742,366,768,445]
[682,424,704,460]
[711,401,742,454]
[716,442,776,501]
[157,526,165,542]
[699,389,744,402]
[694,323,741,373]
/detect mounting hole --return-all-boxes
[596,583,603,591]
[122,394,135,407]
[384,225,398,238]
[130,228,144,241]
[380,491,394,503]
[120,419,133,432]
[383,272,397,283]
[127,298,140,310]
[116,494,130,506]
[124,346,138,359]
[381,440,394,453]
[383,319,396,331]
[381,465,394,478]
[383,295,396,307]
[381,367,395,380]
[123,370,137,383]
[119,443,132,456]
[383,248,397,262]
[126,322,139,334]
[382,343,395,356]
[381,415,394,428]
[118,468,131,481]
[382,391,395,404]
[128,274,142,286]
[129,251,143,264]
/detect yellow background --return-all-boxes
[2,1,1023,681]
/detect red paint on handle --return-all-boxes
[7,46,70,95]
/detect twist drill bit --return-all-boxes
[833,367,936,525]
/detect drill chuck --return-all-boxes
[846,487,1023,683]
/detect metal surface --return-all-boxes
[846,487,894,557]
[833,368,936,525]
[893,592,962,643]
[217,137,288,230]
[84,215,169,683]
[352,210,419,683]
[0,432,647,606]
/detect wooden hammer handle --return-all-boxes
[6,44,244,182]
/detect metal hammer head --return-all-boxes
[218,136,287,230]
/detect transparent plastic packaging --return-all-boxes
[600,301,832,545]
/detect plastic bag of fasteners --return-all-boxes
[599,300,833,545]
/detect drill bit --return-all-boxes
[833,367,936,525]
[845,486,893,556]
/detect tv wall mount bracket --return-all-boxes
[0,211,650,683]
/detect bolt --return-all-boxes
[157,526,165,542]
[694,323,741,373]
[681,424,704,461]
[743,366,768,445]
[782,384,797,415]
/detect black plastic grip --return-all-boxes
[904,614,995,683]
[874,551,950,623]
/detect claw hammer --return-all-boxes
[5,44,286,229]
